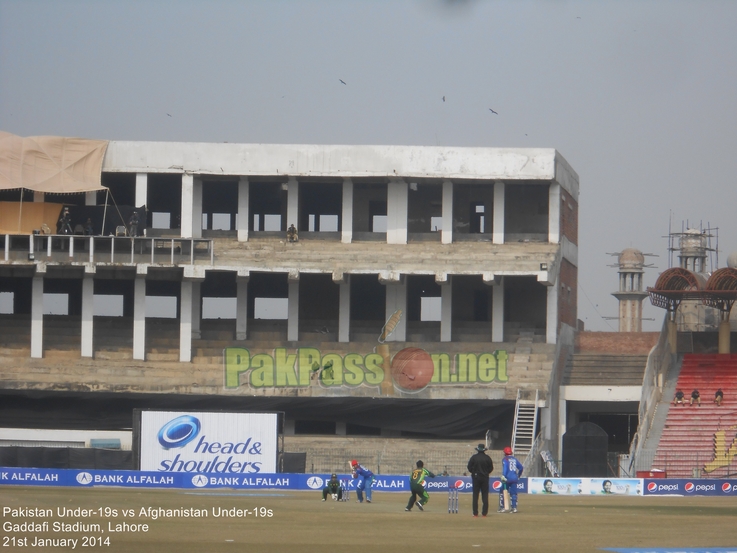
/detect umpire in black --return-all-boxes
[467,443,494,517]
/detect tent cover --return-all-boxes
[0,131,108,193]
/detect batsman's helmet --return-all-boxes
[503,447,513,456]
[350,460,358,467]
[331,473,337,479]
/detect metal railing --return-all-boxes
[3,233,213,266]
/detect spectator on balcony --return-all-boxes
[84,218,95,236]
[714,388,723,406]
[58,208,73,235]
[287,224,298,243]
[673,390,685,406]
[128,212,140,237]
[690,389,701,406]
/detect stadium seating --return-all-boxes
[652,353,737,478]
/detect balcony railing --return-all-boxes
[2,233,213,266]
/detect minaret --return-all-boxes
[677,228,708,273]
[611,248,648,332]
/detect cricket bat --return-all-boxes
[503,486,510,512]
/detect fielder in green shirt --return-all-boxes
[405,460,436,511]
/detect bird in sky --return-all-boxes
[488,108,498,114]
[442,96,445,102]
[166,113,172,117]
[339,79,347,85]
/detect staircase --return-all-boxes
[652,353,737,478]
[512,389,538,459]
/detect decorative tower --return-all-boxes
[611,248,649,332]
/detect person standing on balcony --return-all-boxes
[128,212,140,237]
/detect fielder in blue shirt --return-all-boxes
[499,446,523,513]
[350,459,374,503]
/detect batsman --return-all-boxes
[499,446,523,513]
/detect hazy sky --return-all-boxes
[1,0,735,331]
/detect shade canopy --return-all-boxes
[0,131,108,193]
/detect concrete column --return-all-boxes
[192,178,203,239]
[384,280,407,341]
[238,177,249,242]
[336,422,347,436]
[287,177,299,229]
[181,174,194,238]
[81,274,94,357]
[493,181,505,245]
[548,182,560,244]
[180,280,193,363]
[85,191,97,206]
[30,276,44,358]
[558,397,567,461]
[719,317,731,354]
[135,173,148,207]
[440,277,452,342]
[547,282,559,344]
[133,277,146,360]
[338,276,351,343]
[191,281,201,340]
[386,179,408,245]
[441,180,453,244]
[33,192,44,202]
[288,273,299,341]
[341,178,353,244]
[667,316,677,354]
[492,278,504,342]
[236,272,249,340]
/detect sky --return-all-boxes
[1,0,736,331]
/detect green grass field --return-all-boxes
[2,486,736,553]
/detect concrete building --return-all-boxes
[0,139,579,461]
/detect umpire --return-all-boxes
[467,443,494,517]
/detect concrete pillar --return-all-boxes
[341,178,353,244]
[288,273,299,341]
[81,273,94,357]
[192,178,203,239]
[236,272,249,340]
[135,173,148,208]
[492,278,504,342]
[287,177,299,229]
[191,281,201,340]
[667,316,677,354]
[85,191,97,206]
[133,277,146,360]
[719,317,731,354]
[547,281,559,345]
[384,279,407,341]
[238,177,249,242]
[558,397,567,461]
[181,174,194,238]
[387,179,408,245]
[180,280,193,363]
[30,275,44,358]
[338,275,351,343]
[442,180,453,244]
[33,192,44,202]
[440,276,452,342]
[493,181,505,245]
[336,422,347,436]
[548,182,560,244]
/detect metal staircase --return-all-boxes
[511,389,538,459]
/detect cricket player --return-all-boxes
[322,474,343,501]
[405,460,436,511]
[350,459,374,503]
[499,446,523,513]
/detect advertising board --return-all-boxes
[138,411,278,474]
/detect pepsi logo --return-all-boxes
[647,482,657,492]
[453,480,464,489]
[722,482,732,493]
[684,482,695,493]
[157,415,201,449]
[491,481,502,492]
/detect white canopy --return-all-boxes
[0,131,109,193]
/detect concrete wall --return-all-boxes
[576,331,660,354]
